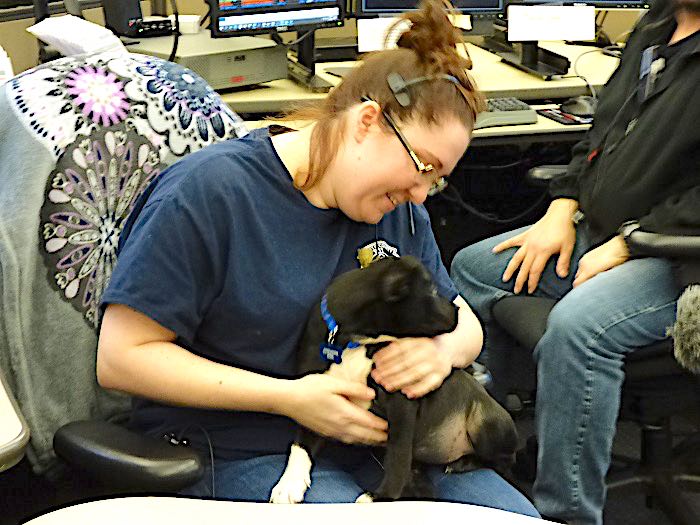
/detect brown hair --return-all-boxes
[282,0,485,190]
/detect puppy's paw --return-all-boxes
[269,444,312,504]
[355,492,374,503]
[269,472,310,504]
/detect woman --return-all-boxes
[97,0,538,514]
[451,0,700,522]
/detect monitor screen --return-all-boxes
[357,0,503,17]
[508,0,649,9]
[211,0,344,37]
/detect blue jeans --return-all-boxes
[181,448,540,518]
[450,224,681,525]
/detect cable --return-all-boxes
[200,3,211,28]
[173,424,217,498]
[594,11,613,47]
[281,30,316,49]
[571,49,601,99]
[437,184,549,225]
[168,0,180,63]
[461,159,527,171]
[555,45,622,100]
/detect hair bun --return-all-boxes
[395,1,460,56]
[394,0,472,70]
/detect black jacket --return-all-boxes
[548,0,700,283]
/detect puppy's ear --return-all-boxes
[382,270,411,303]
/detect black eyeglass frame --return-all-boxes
[361,96,448,196]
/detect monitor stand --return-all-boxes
[481,29,570,80]
[288,30,334,93]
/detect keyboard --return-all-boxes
[474,97,538,129]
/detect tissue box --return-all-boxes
[169,14,201,34]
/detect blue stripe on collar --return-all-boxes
[319,294,359,364]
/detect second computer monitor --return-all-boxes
[508,0,648,8]
[358,0,502,17]
[356,0,503,35]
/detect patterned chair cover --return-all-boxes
[0,50,248,475]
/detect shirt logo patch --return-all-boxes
[356,240,400,269]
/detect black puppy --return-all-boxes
[270,256,517,503]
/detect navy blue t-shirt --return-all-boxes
[101,127,458,459]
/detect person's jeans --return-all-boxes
[450,224,681,525]
[181,448,540,518]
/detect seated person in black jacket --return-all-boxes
[451,0,700,523]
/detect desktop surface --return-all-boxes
[25,497,556,524]
[245,103,590,147]
[219,41,620,114]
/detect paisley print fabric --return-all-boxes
[5,50,248,327]
[113,57,247,155]
[41,128,164,327]
[7,51,247,161]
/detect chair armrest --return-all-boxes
[526,165,567,186]
[0,368,30,473]
[54,421,204,492]
[627,230,700,259]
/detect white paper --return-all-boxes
[168,14,201,34]
[357,15,469,53]
[450,14,472,31]
[357,17,411,53]
[26,14,127,57]
[507,5,595,43]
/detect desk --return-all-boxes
[246,104,590,147]
[25,497,556,524]
[471,104,589,147]
[220,42,619,115]
[0,366,30,472]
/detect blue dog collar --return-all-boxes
[320,294,359,364]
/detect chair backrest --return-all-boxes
[0,50,248,475]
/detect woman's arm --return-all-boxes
[434,294,483,368]
[493,197,579,294]
[97,304,387,444]
[371,295,483,399]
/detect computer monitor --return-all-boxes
[208,0,345,92]
[356,0,505,35]
[510,0,648,8]
[210,0,344,37]
[484,1,648,79]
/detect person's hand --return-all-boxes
[573,235,629,287]
[284,374,388,445]
[493,199,578,294]
[371,337,452,399]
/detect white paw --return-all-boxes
[269,444,312,504]
[269,471,310,503]
[355,492,374,503]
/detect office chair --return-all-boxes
[0,49,247,495]
[490,166,700,525]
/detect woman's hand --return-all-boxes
[371,337,452,399]
[493,198,578,294]
[284,374,388,445]
[573,235,629,287]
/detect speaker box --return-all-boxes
[102,0,144,36]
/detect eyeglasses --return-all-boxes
[362,97,448,196]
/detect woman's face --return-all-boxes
[331,107,471,224]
